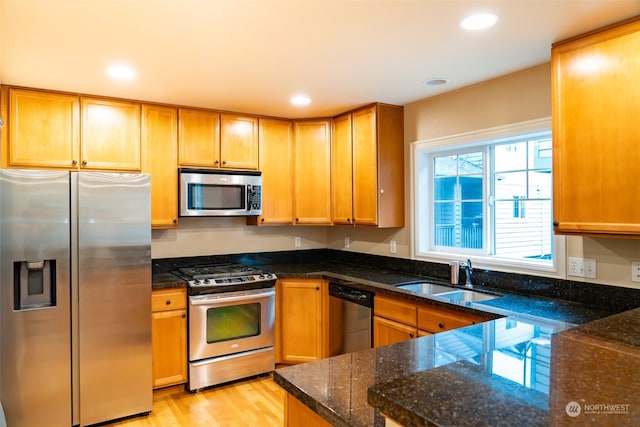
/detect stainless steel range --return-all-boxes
[174,263,277,391]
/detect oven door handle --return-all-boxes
[189,289,275,306]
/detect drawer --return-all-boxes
[417,305,483,333]
[374,295,417,326]
[152,288,186,312]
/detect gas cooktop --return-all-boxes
[172,263,277,294]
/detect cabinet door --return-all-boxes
[178,108,220,167]
[80,97,141,171]
[285,393,332,427]
[151,309,187,388]
[142,104,178,228]
[293,120,332,225]
[4,87,80,169]
[417,305,484,334]
[373,316,416,347]
[552,20,640,235]
[220,113,259,170]
[352,106,378,225]
[331,113,353,224]
[277,279,327,363]
[255,118,293,225]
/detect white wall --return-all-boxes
[153,63,640,290]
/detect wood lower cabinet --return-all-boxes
[151,288,187,389]
[332,104,404,227]
[276,278,328,364]
[293,120,332,225]
[552,17,640,236]
[285,393,332,427]
[373,294,487,347]
[142,104,178,228]
[80,97,141,171]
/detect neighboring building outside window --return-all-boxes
[413,118,562,276]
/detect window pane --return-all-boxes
[529,139,552,169]
[494,200,552,260]
[434,155,457,176]
[434,201,456,246]
[461,201,483,250]
[458,152,483,175]
[495,142,526,172]
[434,176,456,201]
[460,175,482,200]
[495,171,527,199]
[529,170,551,199]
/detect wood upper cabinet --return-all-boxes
[178,110,258,170]
[220,113,259,170]
[293,119,332,225]
[80,97,141,171]
[331,113,354,224]
[2,86,80,169]
[276,278,328,364]
[552,17,640,236]
[151,288,187,389]
[178,108,220,167]
[248,118,293,225]
[142,104,178,228]
[331,104,404,227]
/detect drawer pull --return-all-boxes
[166,300,171,305]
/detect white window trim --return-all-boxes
[410,117,566,279]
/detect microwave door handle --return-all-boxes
[247,185,252,211]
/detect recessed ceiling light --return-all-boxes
[107,64,136,81]
[424,78,448,87]
[460,13,498,30]
[290,95,311,106]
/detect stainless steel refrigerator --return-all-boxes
[0,169,152,427]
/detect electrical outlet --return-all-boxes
[568,257,596,278]
[632,262,640,282]
[294,236,301,248]
[390,240,397,254]
[344,237,350,248]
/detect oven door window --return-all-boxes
[206,303,261,343]
[188,183,246,211]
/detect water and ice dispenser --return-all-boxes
[13,260,56,310]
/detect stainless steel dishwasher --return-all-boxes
[328,282,374,356]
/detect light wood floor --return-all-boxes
[104,374,285,427]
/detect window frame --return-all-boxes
[410,117,565,278]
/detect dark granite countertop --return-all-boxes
[152,250,640,426]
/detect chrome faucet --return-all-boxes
[461,259,473,288]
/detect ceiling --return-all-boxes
[1,1,639,119]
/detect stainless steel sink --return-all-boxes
[394,282,501,305]
[433,289,499,304]
[395,283,457,295]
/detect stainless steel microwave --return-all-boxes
[179,169,262,217]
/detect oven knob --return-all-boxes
[259,274,265,279]
[204,278,210,284]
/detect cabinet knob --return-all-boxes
[166,300,171,305]
[172,219,177,224]
[347,218,351,223]
[261,217,265,223]
[438,323,445,329]
[409,333,414,338]
[295,217,299,223]
[182,313,186,319]
[71,160,78,166]
[82,160,87,166]
[222,160,227,165]
[214,160,220,165]
[553,221,559,227]
[380,188,385,194]
[315,287,320,291]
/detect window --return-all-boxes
[414,119,559,272]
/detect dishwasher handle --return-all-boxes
[328,282,374,308]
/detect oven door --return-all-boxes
[189,288,275,361]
